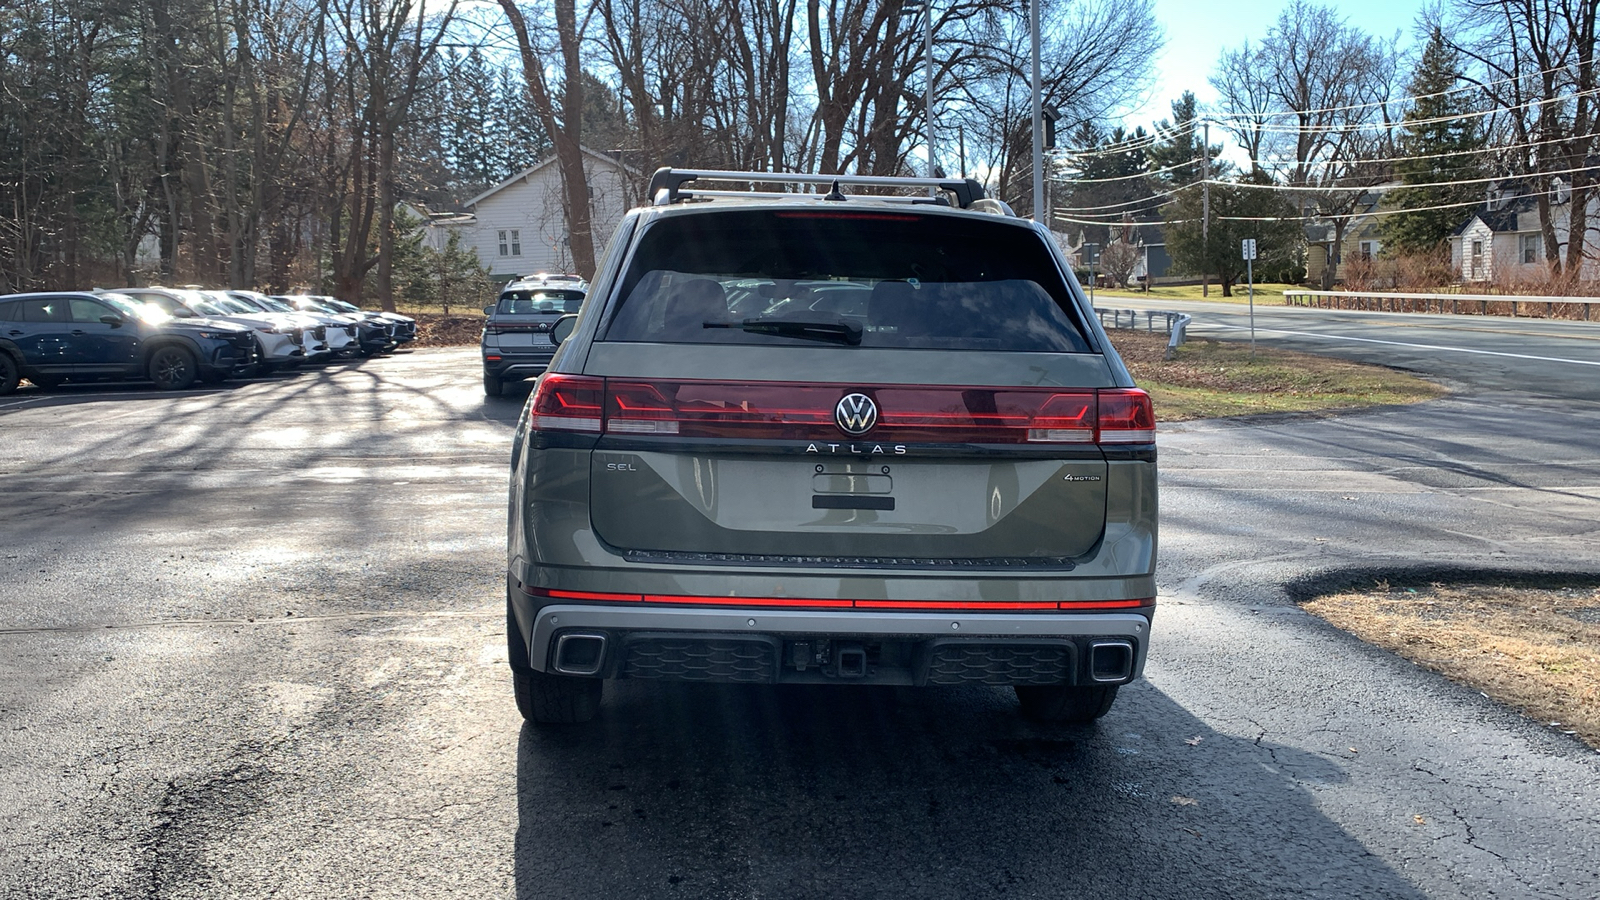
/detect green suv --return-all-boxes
[506,169,1157,724]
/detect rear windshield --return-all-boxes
[602,208,1091,352]
[496,289,584,315]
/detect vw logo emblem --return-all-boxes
[835,393,878,436]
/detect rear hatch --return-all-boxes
[552,207,1151,565]
[487,289,585,353]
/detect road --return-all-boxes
[1,334,1598,899]
[1097,295,1600,401]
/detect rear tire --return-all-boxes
[0,353,18,394]
[513,670,602,724]
[507,598,601,723]
[1015,684,1119,723]
[484,372,503,398]
[147,346,198,390]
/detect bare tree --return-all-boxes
[1210,0,1400,286]
[1433,0,1600,279]
[497,0,597,277]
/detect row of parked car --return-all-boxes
[0,287,417,394]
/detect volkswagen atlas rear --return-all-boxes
[506,170,1157,724]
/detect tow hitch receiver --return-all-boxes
[833,642,868,678]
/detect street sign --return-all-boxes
[1242,238,1257,261]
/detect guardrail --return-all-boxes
[1095,308,1192,359]
[1283,289,1598,320]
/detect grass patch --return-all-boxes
[1095,283,1299,304]
[1106,330,1446,421]
[1304,582,1600,750]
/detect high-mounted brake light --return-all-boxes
[530,374,604,432]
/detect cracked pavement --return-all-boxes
[1,340,1598,898]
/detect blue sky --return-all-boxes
[1126,0,1430,129]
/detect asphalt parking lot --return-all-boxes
[2,346,1598,899]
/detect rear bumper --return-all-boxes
[485,352,555,380]
[512,599,1150,686]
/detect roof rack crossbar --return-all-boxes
[678,189,950,206]
[648,167,986,209]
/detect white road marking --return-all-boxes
[1203,322,1600,367]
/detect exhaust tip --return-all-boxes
[1088,640,1134,683]
[552,632,608,676]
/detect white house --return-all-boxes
[1450,183,1600,283]
[433,147,640,282]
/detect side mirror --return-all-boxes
[99,315,124,327]
[550,314,579,347]
[483,305,495,316]
[172,307,196,318]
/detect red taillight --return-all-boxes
[1097,389,1155,443]
[530,374,604,432]
[530,378,1154,445]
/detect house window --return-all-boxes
[1470,240,1483,279]
[1358,240,1376,261]
[497,229,523,257]
[1520,234,1539,264]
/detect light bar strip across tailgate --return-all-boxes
[528,585,1147,610]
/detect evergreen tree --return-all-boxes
[1378,28,1487,255]
[1161,172,1305,295]
[445,49,501,191]
[1145,92,1224,189]
[1057,123,1154,245]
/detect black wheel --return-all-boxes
[147,345,198,390]
[513,669,602,724]
[484,371,503,397]
[0,353,18,395]
[1015,684,1119,723]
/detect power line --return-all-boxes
[1051,158,1198,185]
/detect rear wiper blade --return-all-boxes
[703,317,863,346]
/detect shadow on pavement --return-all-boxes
[514,679,1425,899]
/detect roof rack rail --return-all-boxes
[647,168,989,210]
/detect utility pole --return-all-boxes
[925,2,935,177]
[1029,0,1042,222]
[959,124,966,178]
[1201,119,1210,298]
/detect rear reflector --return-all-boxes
[524,585,1150,611]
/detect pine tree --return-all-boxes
[1057,124,1154,245]
[1146,92,1223,189]
[1378,28,1487,255]
[1162,172,1305,295]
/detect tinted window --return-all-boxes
[602,209,1091,352]
[69,298,115,323]
[0,301,13,322]
[18,299,65,323]
[496,289,584,315]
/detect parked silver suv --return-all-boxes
[506,169,1157,725]
[482,273,586,397]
